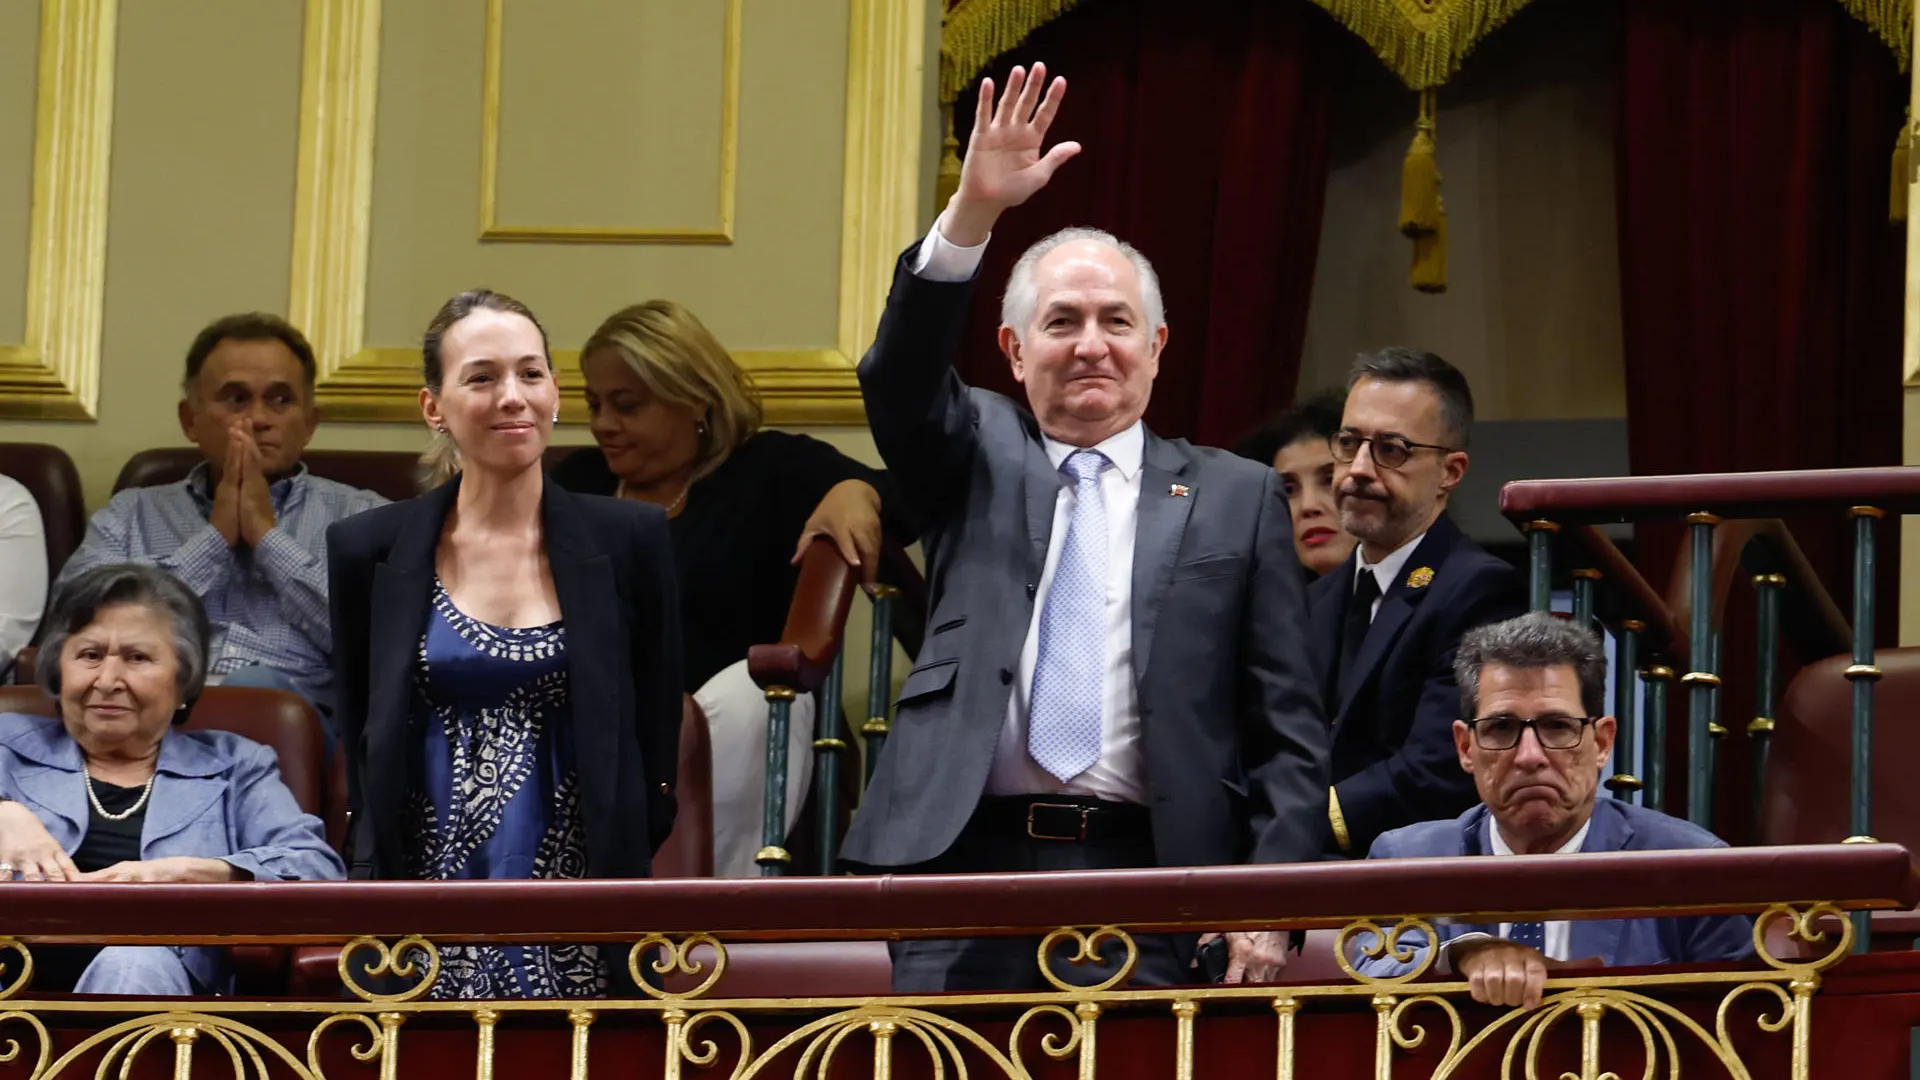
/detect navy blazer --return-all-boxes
[0,713,345,991]
[1306,512,1525,855]
[1355,800,1754,977]
[325,473,682,880]
[841,242,1330,871]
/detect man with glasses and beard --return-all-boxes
[1351,614,1751,1008]
[1306,348,1524,858]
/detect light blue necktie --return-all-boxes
[1028,449,1109,782]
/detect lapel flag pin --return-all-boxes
[1169,484,1190,498]
[1407,566,1435,589]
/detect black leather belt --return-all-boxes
[975,795,1152,843]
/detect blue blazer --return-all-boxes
[1306,513,1527,855]
[1355,799,1754,977]
[0,713,346,991]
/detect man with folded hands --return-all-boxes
[1353,613,1753,1008]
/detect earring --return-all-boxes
[696,419,708,435]
[552,409,561,424]
[435,424,448,434]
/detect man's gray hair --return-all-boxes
[1454,612,1607,719]
[36,564,213,714]
[1000,227,1166,340]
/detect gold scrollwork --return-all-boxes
[674,1009,753,1080]
[337,934,442,1003]
[1009,1002,1083,1076]
[35,1014,316,1080]
[1036,925,1138,992]
[767,1006,1026,1080]
[0,938,32,1000]
[1388,993,1463,1062]
[630,932,729,1000]
[0,1010,50,1078]
[1335,917,1440,986]
[1753,901,1854,972]
[308,1012,387,1078]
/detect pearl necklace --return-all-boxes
[84,765,156,822]
[616,480,689,516]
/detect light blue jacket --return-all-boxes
[1353,800,1754,978]
[0,712,345,991]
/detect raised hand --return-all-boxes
[943,62,1081,247]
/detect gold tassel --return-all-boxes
[1893,108,1911,223]
[1410,197,1448,293]
[935,104,963,210]
[1399,89,1442,237]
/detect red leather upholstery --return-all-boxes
[1762,648,1920,851]
[114,445,588,502]
[0,442,86,579]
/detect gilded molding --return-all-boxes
[0,0,117,421]
[296,0,914,426]
[288,0,383,408]
[477,0,742,244]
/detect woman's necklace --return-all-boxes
[84,764,156,822]
[616,479,690,517]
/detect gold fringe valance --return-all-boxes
[940,0,1910,101]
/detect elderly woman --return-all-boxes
[0,564,343,996]
[550,300,912,875]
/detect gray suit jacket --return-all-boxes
[0,712,345,991]
[841,244,1330,870]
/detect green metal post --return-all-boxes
[864,586,899,786]
[1643,664,1672,814]
[1571,568,1599,632]
[1844,508,1883,951]
[758,690,794,877]
[1682,513,1720,829]
[1606,621,1643,805]
[1749,574,1783,840]
[814,652,846,876]
[1523,521,1557,613]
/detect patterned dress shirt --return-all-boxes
[56,462,388,711]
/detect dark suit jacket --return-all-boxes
[841,243,1330,871]
[1356,800,1754,975]
[326,474,682,880]
[1307,512,1525,855]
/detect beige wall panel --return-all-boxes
[492,0,727,230]
[0,0,301,501]
[1300,1,1626,421]
[365,0,848,356]
[0,2,37,341]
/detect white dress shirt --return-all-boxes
[910,218,1149,804]
[1354,530,1426,620]
[0,475,47,669]
[1438,815,1594,970]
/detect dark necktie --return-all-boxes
[1508,920,1547,955]
[1335,568,1381,699]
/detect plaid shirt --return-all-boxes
[56,462,388,710]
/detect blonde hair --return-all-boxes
[582,300,761,483]
[416,289,552,489]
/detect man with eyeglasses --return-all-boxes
[1308,347,1525,857]
[1352,613,1752,1006]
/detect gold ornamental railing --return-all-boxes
[0,843,1914,1079]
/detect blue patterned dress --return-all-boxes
[404,580,606,999]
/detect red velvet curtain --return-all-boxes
[1615,0,1905,827]
[949,0,1346,446]
[1617,0,1905,617]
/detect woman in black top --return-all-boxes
[550,300,907,875]
[550,300,908,694]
